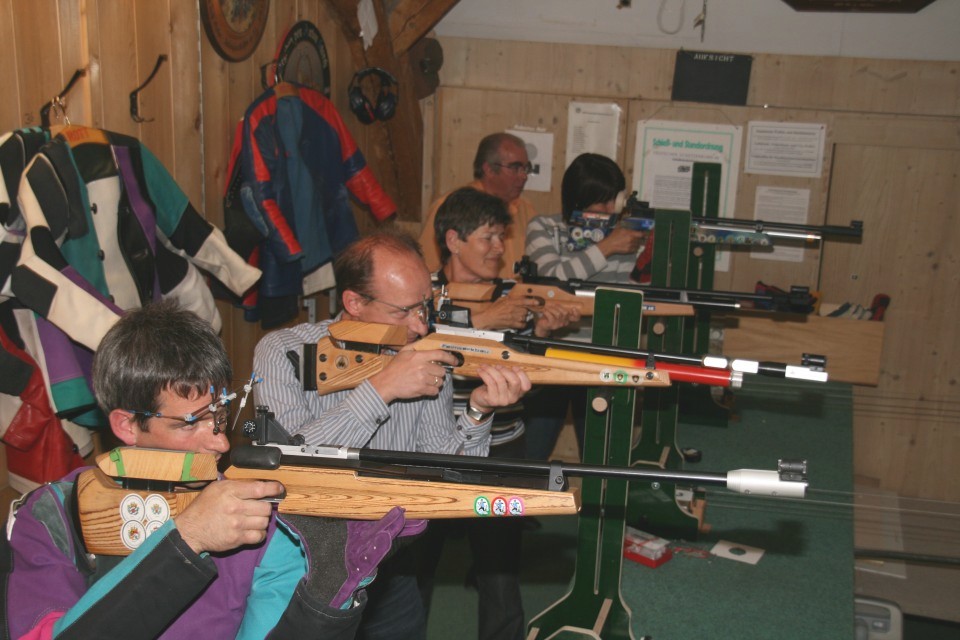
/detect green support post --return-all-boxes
[527,288,646,640]
[627,209,703,540]
[626,162,726,539]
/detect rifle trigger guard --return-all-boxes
[443,349,465,367]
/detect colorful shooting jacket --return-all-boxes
[1,469,364,639]
[233,83,394,325]
[5,126,260,425]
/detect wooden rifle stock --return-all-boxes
[438,281,695,317]
[76,448,216,556]
[76,413,808,556]
[306,320,671,394]
[75,446,581,556]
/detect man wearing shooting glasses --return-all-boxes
[3,300,412,639]
[253,229,532,640]
[419,132,537,278]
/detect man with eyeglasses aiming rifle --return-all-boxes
[2,299,414,639]
[253,229,532,640]
[419,132,537,278]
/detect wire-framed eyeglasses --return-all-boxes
[126,374,261,436]
[492,161,534,175]
[362,295,432,322]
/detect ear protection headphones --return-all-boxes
[348,67,399,124]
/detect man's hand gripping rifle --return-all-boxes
[75,407,805,553]
[301,320,672,393]
[302,320,826,392]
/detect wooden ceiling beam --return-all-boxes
[388,0,459,56]
[325,0,428,222]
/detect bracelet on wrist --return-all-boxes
[465,403,494,422]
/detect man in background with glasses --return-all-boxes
[419,132,537,278]
[253,229,532,640]
[3,300,410,639]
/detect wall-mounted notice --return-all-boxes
[751,186,811,263]
[565,101,622,168]
[633,120,742,271]
[509,129,554,193]
[633,120,741,214]
[745,122,826,178]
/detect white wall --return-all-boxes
[435,0,960,62]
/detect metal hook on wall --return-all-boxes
[130,54,168,123]
[40,68,87,128]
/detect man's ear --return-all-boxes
[109,409,140,446]
[342,289,368,318]
[444,229,461,256]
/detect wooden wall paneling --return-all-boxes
[750,55,960,118]
[438,37,676,101]
[831,113,960,150]
[0,0,21,130]
[200,29,232,226]
[439,37,960,119]
[93,1,137,135]
[13,1,67,128]
[84,0,104,128]
[168,0,203,204]
[133,0,174,176]
[56,0,91,126]
[821,142,960,500]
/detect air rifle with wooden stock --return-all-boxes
[434,280,701,322]
[495,255,776,316]
[302,320,827,392]
[75,406,808,556]
[301,319,672,393]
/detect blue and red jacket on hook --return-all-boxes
[235,83,395,315]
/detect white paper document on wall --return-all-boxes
[745,122,826,178]
[509,128,554,193]
[633,119,742,270]
[751,186,810,263]
[565,101,622,168]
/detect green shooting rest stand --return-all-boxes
[527,163,726,638]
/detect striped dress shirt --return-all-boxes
[253,316,491,455]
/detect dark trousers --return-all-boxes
[523,386,586,461]
[357,546,427,640]
[417,436,527,640]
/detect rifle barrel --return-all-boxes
[254,446,805,498]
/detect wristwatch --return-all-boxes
[465,404,494,422]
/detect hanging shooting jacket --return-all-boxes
[232,83,395,327]
[7,125,261,425]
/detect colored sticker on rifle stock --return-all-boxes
[487,496,526,517]
[599,369,631,384]
[474,496,491,516]
[119,493,172,550]
[120,494,145,522]
[121,520,146,549]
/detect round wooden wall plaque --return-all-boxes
[201,0,270,62]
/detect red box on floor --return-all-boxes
[623,527,673,568]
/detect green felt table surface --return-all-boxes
[427,379,855,640]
